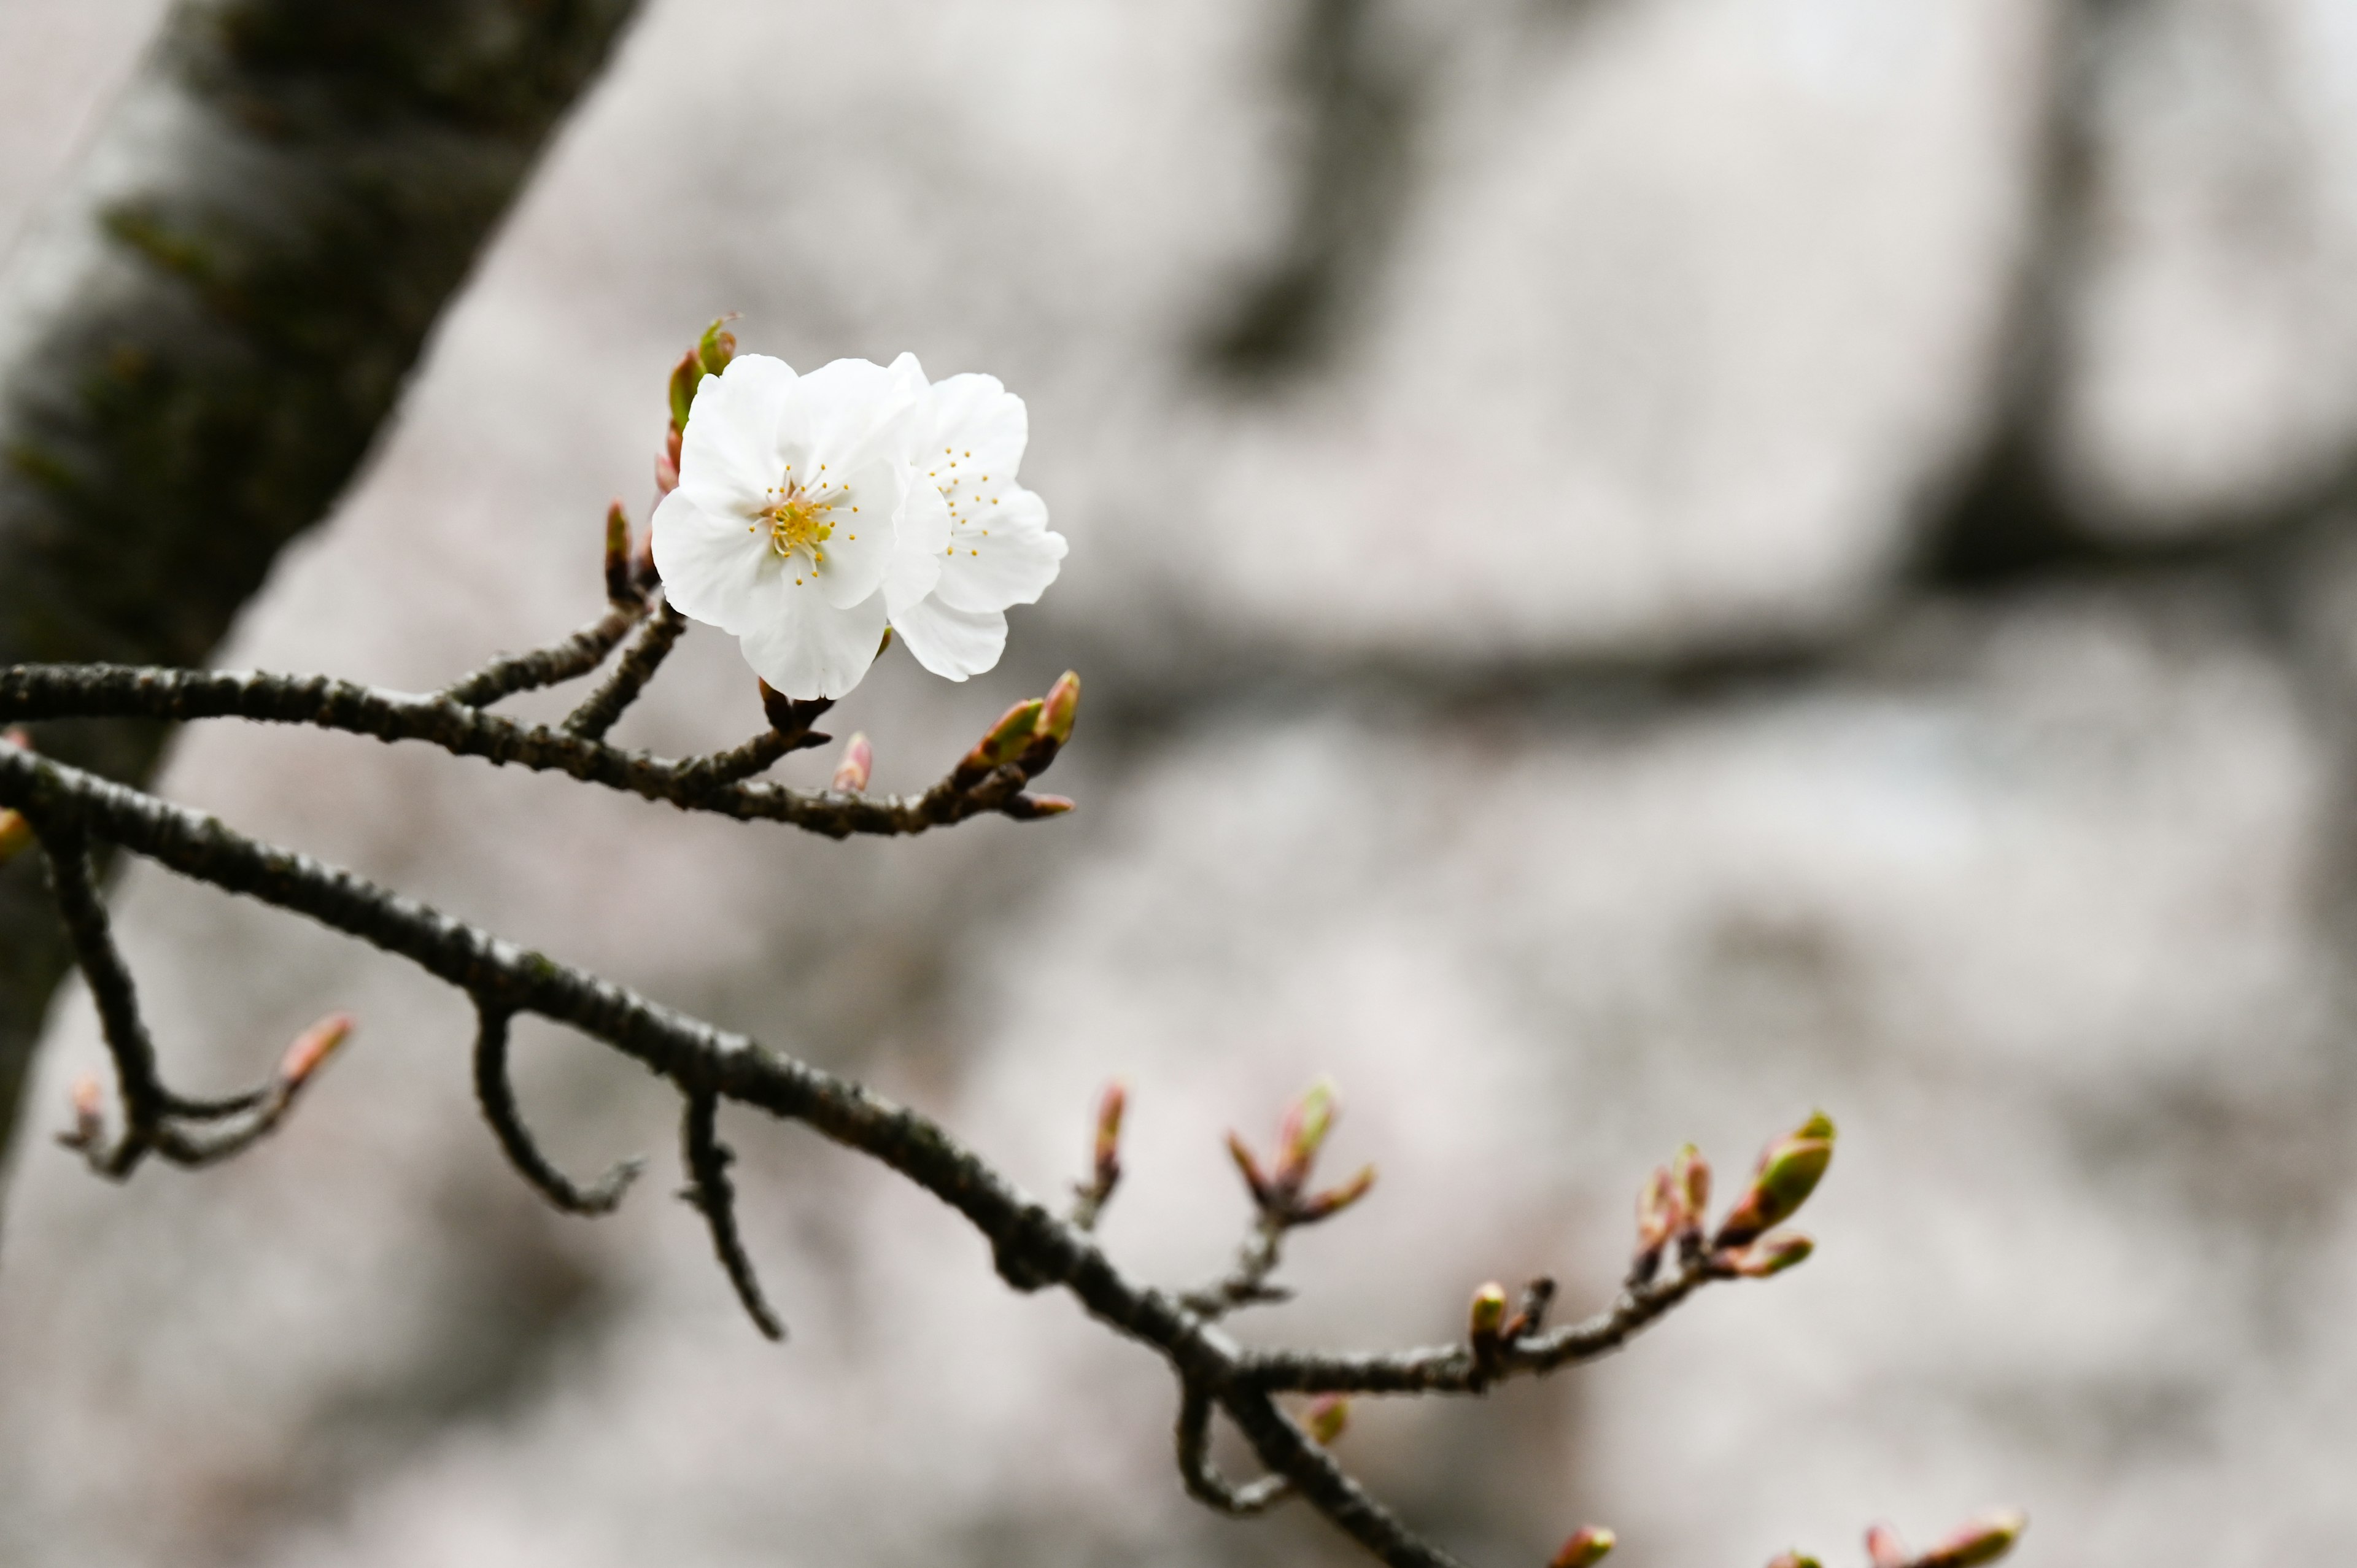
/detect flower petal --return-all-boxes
[890,594,1008,682]
[934,486,1067,612]
[884,481,950,616]
[813,450,904,610]
[735,585,889,700]
[918,373,1028,476]
[678,353,796,519]
[650,486,775,634]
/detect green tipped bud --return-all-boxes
[1306,1394,1349,1446]
[696,315,738,377]
[1762,1554,1823,1568]
[1550,1526,1616,1568]
[667,347,702,433]
[1721,1232,1813,1278]
[0,808,29,868]
[956,698,1043,784]
[1276,1076,1339,1186]
[1469,1281,1509,1340]
[1918,1510,2026,1568]
[831,733,873,794]
[1715,1113,1836,1247]
[1296,1164,1377,1223]
[1040,671,1082,744]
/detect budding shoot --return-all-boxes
[277,1013,356,1090]
[1916,1510,2026,1568]
[832,733,873,794]
[1550,1525,1617,1568]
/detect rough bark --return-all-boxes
[0,0,646,1184]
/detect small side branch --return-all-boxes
[36,821,166,1175]
[1177,1381,1293,1516]
[443,599,646,708]
[470,1001,643,1215]
[564,601,687,741]
[682,1087,787,1342]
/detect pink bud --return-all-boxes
[1865,1524,1908,1567]
[1226,1132,1274,1210]
[277,1013,355,1089]
[1093,1081,1126,1183]
[1295,1164,1377,1223]
[1306,1394,1349,1446]
[1916,1510,2026,1568]
[832,733,873,794]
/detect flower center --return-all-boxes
[759,480,836,565]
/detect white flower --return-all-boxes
[884,368,1068,681]
[651,353,948,699]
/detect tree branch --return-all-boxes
[470,1000,643,1216]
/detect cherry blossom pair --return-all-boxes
[651,352,1066,699]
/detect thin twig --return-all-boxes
[443,599,647,708]
[682,1087,786,1341]
[0,739,1718,1568]
[564,601,686,740]
[0,663,1063,839]
[1177,1381,1293,1516]
[33,821,164,1175]
[470,1000,644,1215]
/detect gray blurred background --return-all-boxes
[2,0,2353,1563]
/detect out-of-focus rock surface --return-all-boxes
[7,2,2357,1567]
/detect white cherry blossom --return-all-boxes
[884,368,1067,681]
[651,353,946,699]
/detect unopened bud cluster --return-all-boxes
[1227,1076,1379,1230]
[1631,1111,1835,1288]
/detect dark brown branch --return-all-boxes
[682,1087,787,1341]
[0,738,1741,1568]
[564,601,687,740]
[470,1000,643,1215]
[1177,1381,1293,1516]
[441,598,648,708]
[33,822,166,1175]
[0,663,1068,840]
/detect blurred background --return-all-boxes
[2,0,2354,1563]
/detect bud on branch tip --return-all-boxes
[832,733,873,794]
[277,1013,355,1089]
[1550,1526,1616,1568]
[1469,1281,1509,1339]
[1039,671,1081,745]
[1918,1510,2026,1568]
[1715,1110,1835,1249]
[1094,1081,1126,1175]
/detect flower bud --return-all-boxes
[832,733,873,794]
[61,1073,105,1149]
[605,500,634,603]
[1227,1131,1275,1210]
[1306,1394,1349,1446]
[277,1013,355,1089]
[1762,1554,1823,1568]
[1469,1281,1509,1342]
[0,808,30,868]
[1550,1526,1616,1568]
[1636,1165,1677,1254]
[696,315,738,377]
[999,793,1075,821]
[657,425,683,496]
[1715,1111,1835,1248]
[1864,1524,1909,1568]
[1720,1232,1813,1278]
[667,347,702,434]
[956,698,1044,784]
[1039,670,1081,744]
[1916,1510,2026,1568]
[1296,1164,1377,1223]
[1093,1081,1126,1186]
[1672,1143,1710,1233]
[1275,1076,1337,1188]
